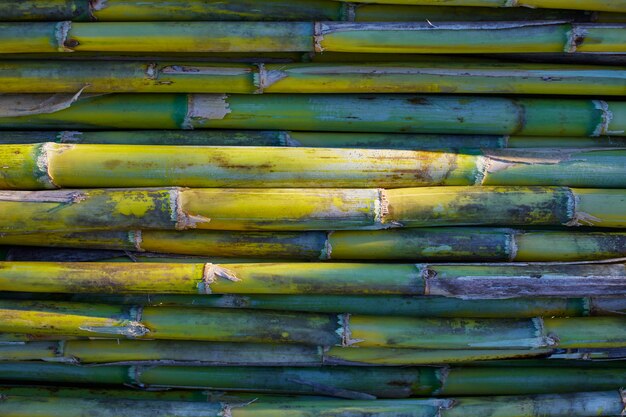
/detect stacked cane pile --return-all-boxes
[0,1,625,416]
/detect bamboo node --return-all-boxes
[278,131,301,147]
[200,263,241,294]
[314,22,325,53]
[172,189,211,230]
[336,313,364,347]
[145,63,158,80]
[129,230,144,252]
[54,21,73,52]
[254,64,288,94]
[619,388,626,416]
[564,190,601,227]
[319,231,333,260]
[58,131,83,143]
[35,143,59,189]
[593,100,625,136]
[565,25,589,53]
[375,189,390,227]
[340,3,356,22]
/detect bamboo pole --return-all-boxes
[0,1,621,22]
[2,130,625,149]
[1,228,624,262]
[333,0,626,13]
[0,340,552,365]
[1,391,625,417]
[2,291,624,318]
[0,361,623,397]
[0,186,623,233]
[2,61,626,95]
[0,261,623,298]
[4,143,626,190]
[0,94,624,137]
[1,22,625,54]
[0,300,624,348]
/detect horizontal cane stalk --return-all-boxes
[0,93,624,137]
[0,261,624,298]
[0,186,623,233]
[1,130,625,149]
[0,300,623,348]
[1,22,625,54]
[1,228,624,262]
[2,61,626,95]
[0,361,623,398]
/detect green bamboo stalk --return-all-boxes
[0,261,623,298]
[0,186,623,233]
[2,130,625,149]
[333,0,626,13]
[2,22,625,54]
[0,361,623,397]
[0,340,552,365]
[2,228,624,262]
[2,291,624,318]
[0,94,624,137]
[3,61,626,95]
[0,300,623,348]
[1,390,624,417]
[0,1,620,22]
[4,143,626,189]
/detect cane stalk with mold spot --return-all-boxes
[2,391,626,417]
[0,261,624,299]
[2,21,625,54]
[4,143,626,190]
[0,361,624,398]
[0,339,555,366]
[2,130,626,149]
[0,186,623,233]
[2,61,626,95]
[0,94,624,137]
[1,228,624,262]
[332,0,626,13]
[0,300,624,348]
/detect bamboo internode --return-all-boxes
[1,228,623,261]
[2,61,626,95]
[1,94,623,137]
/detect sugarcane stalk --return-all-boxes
[1,390,625,417]
[2,291,624,318]
[2,61,626,95]
[0,1,619,22]
[2,228,624,262]
[4,143,626,190]
[0,300,624,348]
[0,186,623,233]
[1,94,624,137]
[2,130,625,149]
[333,0,626,13]
[2,22,625,54]
[0,261,624,298]
[0,340,553,365]
[0,361,623,397]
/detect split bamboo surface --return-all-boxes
[1,130,626,148]
[0,261,623,298]
[1,228,624,261]
[0,300,624,348]
[0,186,623,233]
[0,390,624,417]
[0,361,623,397]
[2,61,626,95]
[3,143,626,189]
[1,1,624,21]
[0,94,623,137]
[1,22,625,54]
